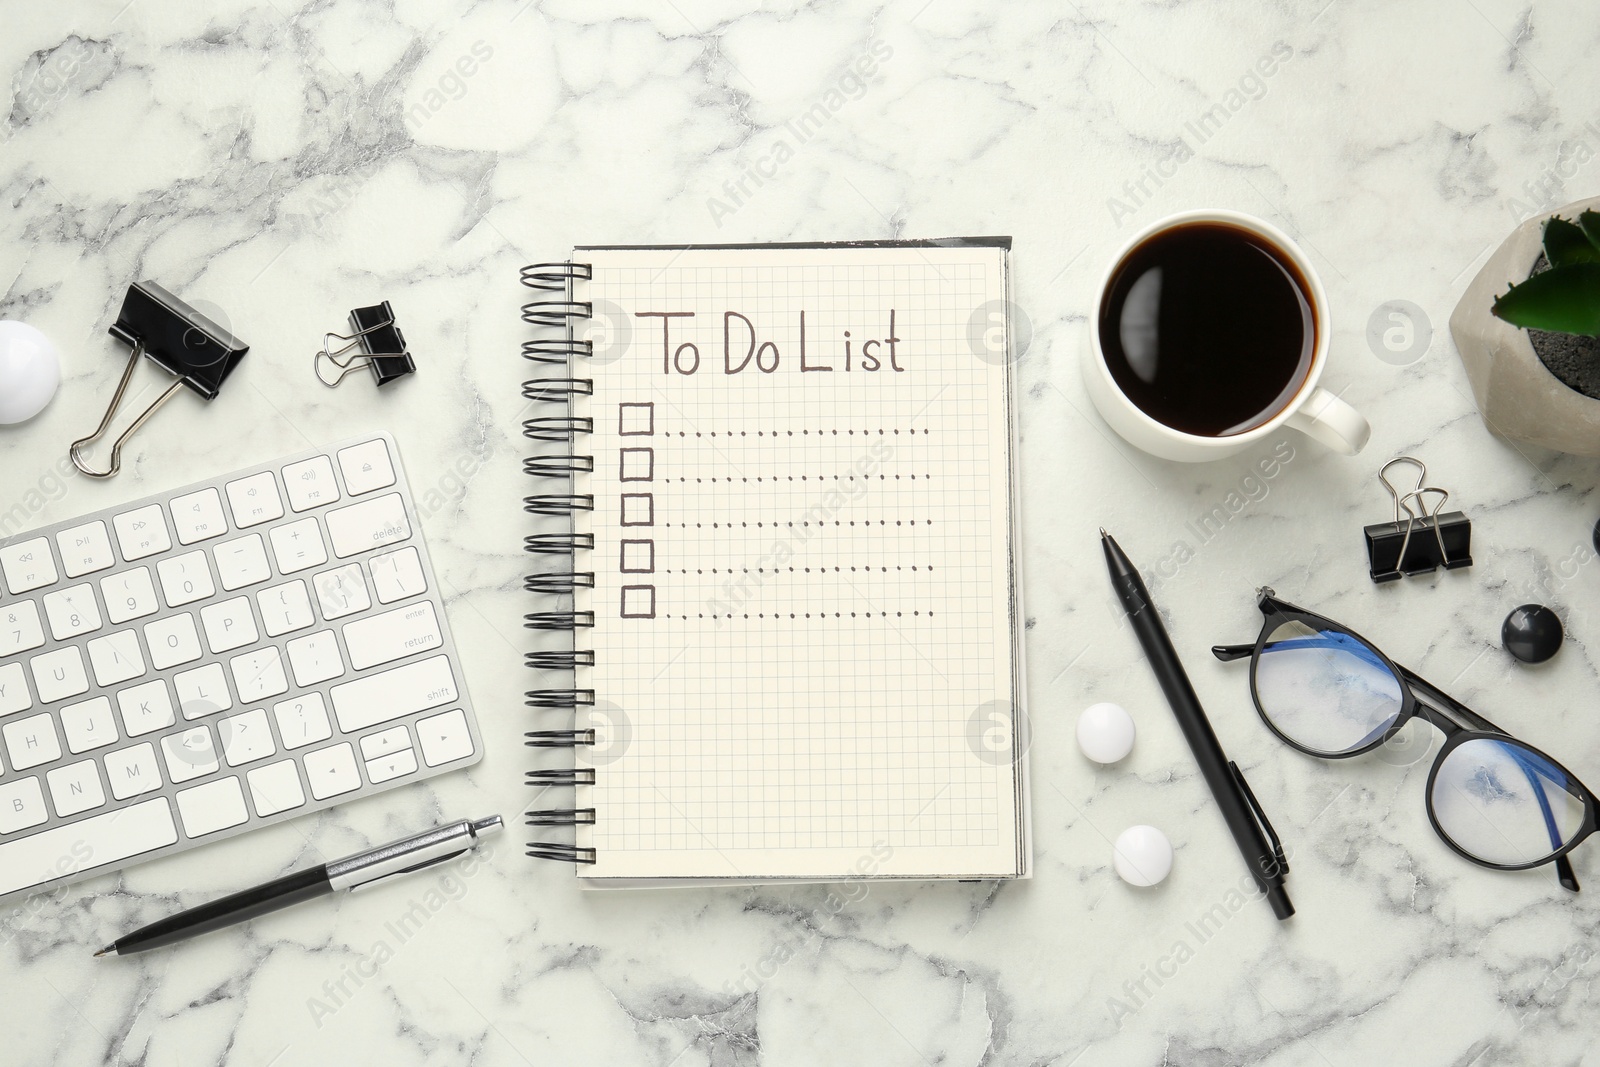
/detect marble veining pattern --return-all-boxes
[3,1,1600,1064]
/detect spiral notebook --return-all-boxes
[522,240,1029,884]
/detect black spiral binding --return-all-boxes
[523,261,599,865]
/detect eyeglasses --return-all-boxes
[1213,589,1596,892]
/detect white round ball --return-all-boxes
[1112,824,1173,887]
[1076,701,1136,763]
[0,321,61,425]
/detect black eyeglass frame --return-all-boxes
[1212,588,1596,892]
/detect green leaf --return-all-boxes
[1492,263,1600,337]
[1543,217,1600,267]
[1580,210,1600,253]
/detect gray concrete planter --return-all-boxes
[1451,194,1600,456]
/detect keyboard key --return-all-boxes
[343,602,441,671]
[284,455,341,512]
[365,748,417,784]
[158,550,217,607]
[0,777,48,833]
[171,487,228,544]
[0,537,57,594]
[31,646,89,703]
[56,520,115,578]
[101,567,159,623]
[117,678,176,737]
[325,493,410,559]
[214,534,270,591]
[330,655,457,733]
[43,584,103,640]
[304,743,361,800]
[113,505,171,561]
[86,629,145,687]
[60,696,118,753]
[360,725,411,760]
[225,471,285,528]
[176,776,248,837]
[418,708,475,767]
[0,600,45,656]
[3,712,61,770]
[0,662,31,716]
[231,646,288,702]
[46,759,106,818]
[247,759,305,817]
[218,708,274,767]
[105,742,163,800]
[273,693,331,749]
[161,726,219,783]
[145,613,203,669]
[337,439,397,496]
[200,596,259,654]
[313,563,370,620]
[286,630,344,687]
[258,580,315,637]
[370,546,427,604]
[0,798,175,896]
[174,663,232,720]
[270,517,328,573]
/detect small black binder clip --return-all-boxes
[316,301,415,388]
[70,281,249,479]
[1363,456,1473,582]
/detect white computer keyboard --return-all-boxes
[0,433,481,902]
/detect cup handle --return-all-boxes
[1285,387,1370,455]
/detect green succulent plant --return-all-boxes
[1491,211,1600,337]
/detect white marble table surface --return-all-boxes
[4,1,1600,1064]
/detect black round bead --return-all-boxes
[1502,604,1563,664]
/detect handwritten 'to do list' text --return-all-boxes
[636,310,906,376]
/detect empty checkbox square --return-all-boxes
[620,493,654,526]
[618,402,655,436]
[619,447,655,482]
[620,539,655,573]
[620,585,656,619]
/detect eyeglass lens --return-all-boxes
[1431,738,1587,867]
[1254,620,1405,757]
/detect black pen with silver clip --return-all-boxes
[95,815,502,956]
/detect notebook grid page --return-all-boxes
[572,245,1021,880]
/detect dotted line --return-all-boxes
[671,474,928,482]
[664,611,934,620]
[659,519,933,528]
[671,429,931,437]
[660,565,932,574]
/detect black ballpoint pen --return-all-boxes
[95,815,502,956]
[1100,530,1293,920]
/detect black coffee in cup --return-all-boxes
[1097,222,1316,437]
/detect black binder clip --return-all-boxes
[70,281,249,480]
[1364,456,1473,582]
[315,301,415,388]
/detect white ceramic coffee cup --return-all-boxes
[1082,209,1370,462]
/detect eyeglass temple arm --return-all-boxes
[1211,643,1253,662]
